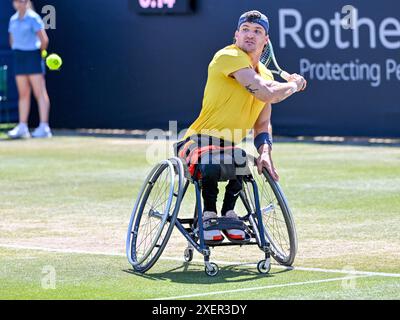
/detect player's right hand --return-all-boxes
[256,151,280,181]
[287,73,307,92]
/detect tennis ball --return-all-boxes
[46,54,63,71]
[41,50,48,59]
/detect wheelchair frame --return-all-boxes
[126,155,297,277]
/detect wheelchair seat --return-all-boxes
[173,136,252,181]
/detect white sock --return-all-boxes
[39,122,49,129]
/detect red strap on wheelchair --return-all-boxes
[178,140,236,179]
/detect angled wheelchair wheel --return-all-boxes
[243,156,298,266]
[126,157,184,273]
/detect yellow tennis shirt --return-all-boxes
[183,44,274,144]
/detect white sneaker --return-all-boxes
[7,124,30,139]
[32,124,52,138]
[224,210,246,241]
[202,211,223,242]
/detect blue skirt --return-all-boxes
[13,49,45,75]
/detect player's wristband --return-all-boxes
[254,132,273,151]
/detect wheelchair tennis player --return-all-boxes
[176,10,307,243]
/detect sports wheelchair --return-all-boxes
[126,141,298,277]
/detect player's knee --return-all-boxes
[19,89,31,100]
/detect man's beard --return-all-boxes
[239,43,257,54]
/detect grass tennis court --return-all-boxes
[0,136,399,299]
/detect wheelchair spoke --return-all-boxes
[269,209,286,242]
[148,166,169,208]
[243,182,256,213]
[148,168,169,209]
[263,208,290,255]
[271,214,285,246]
[146,220,160,252]
[144,199,167,220]
[137,193,171,257]
[136,205,164,257]
[149,171,171,211]
[244,160,296,265]
[141,168,172,225]
[142,214,153,254]
[151,168,180,216]
[136,217,162,255]
[138,214,151,257]
[152,173,169,208]
[260,178,275,204]
[137,165,175,259]
[264,204,286,224]
[150,193,169,215]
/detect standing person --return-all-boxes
[176,10,306,242]
[7,0,52,139]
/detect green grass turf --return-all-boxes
[0,247,398,300]
[0,136,399,299]
[0,123,15,139]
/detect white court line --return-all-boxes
[150,275,372,300]
[0,244,123,257]
[1,243,399,278]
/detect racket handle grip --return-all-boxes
[280,71,290,81]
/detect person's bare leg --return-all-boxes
[29,74,50,124]
[7,75,31,138]
[16,75,31,124]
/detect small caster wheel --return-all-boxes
[184,248,193,262]
[205,262,219,277]
[257,259,271,274]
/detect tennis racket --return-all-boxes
[260,39,290,81]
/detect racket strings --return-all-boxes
[260,45,272,67]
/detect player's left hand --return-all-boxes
[256,151,279,181]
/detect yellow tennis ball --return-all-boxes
[46,54,63,70]
[41,50,48,59]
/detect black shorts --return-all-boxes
[13,49,45,75]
